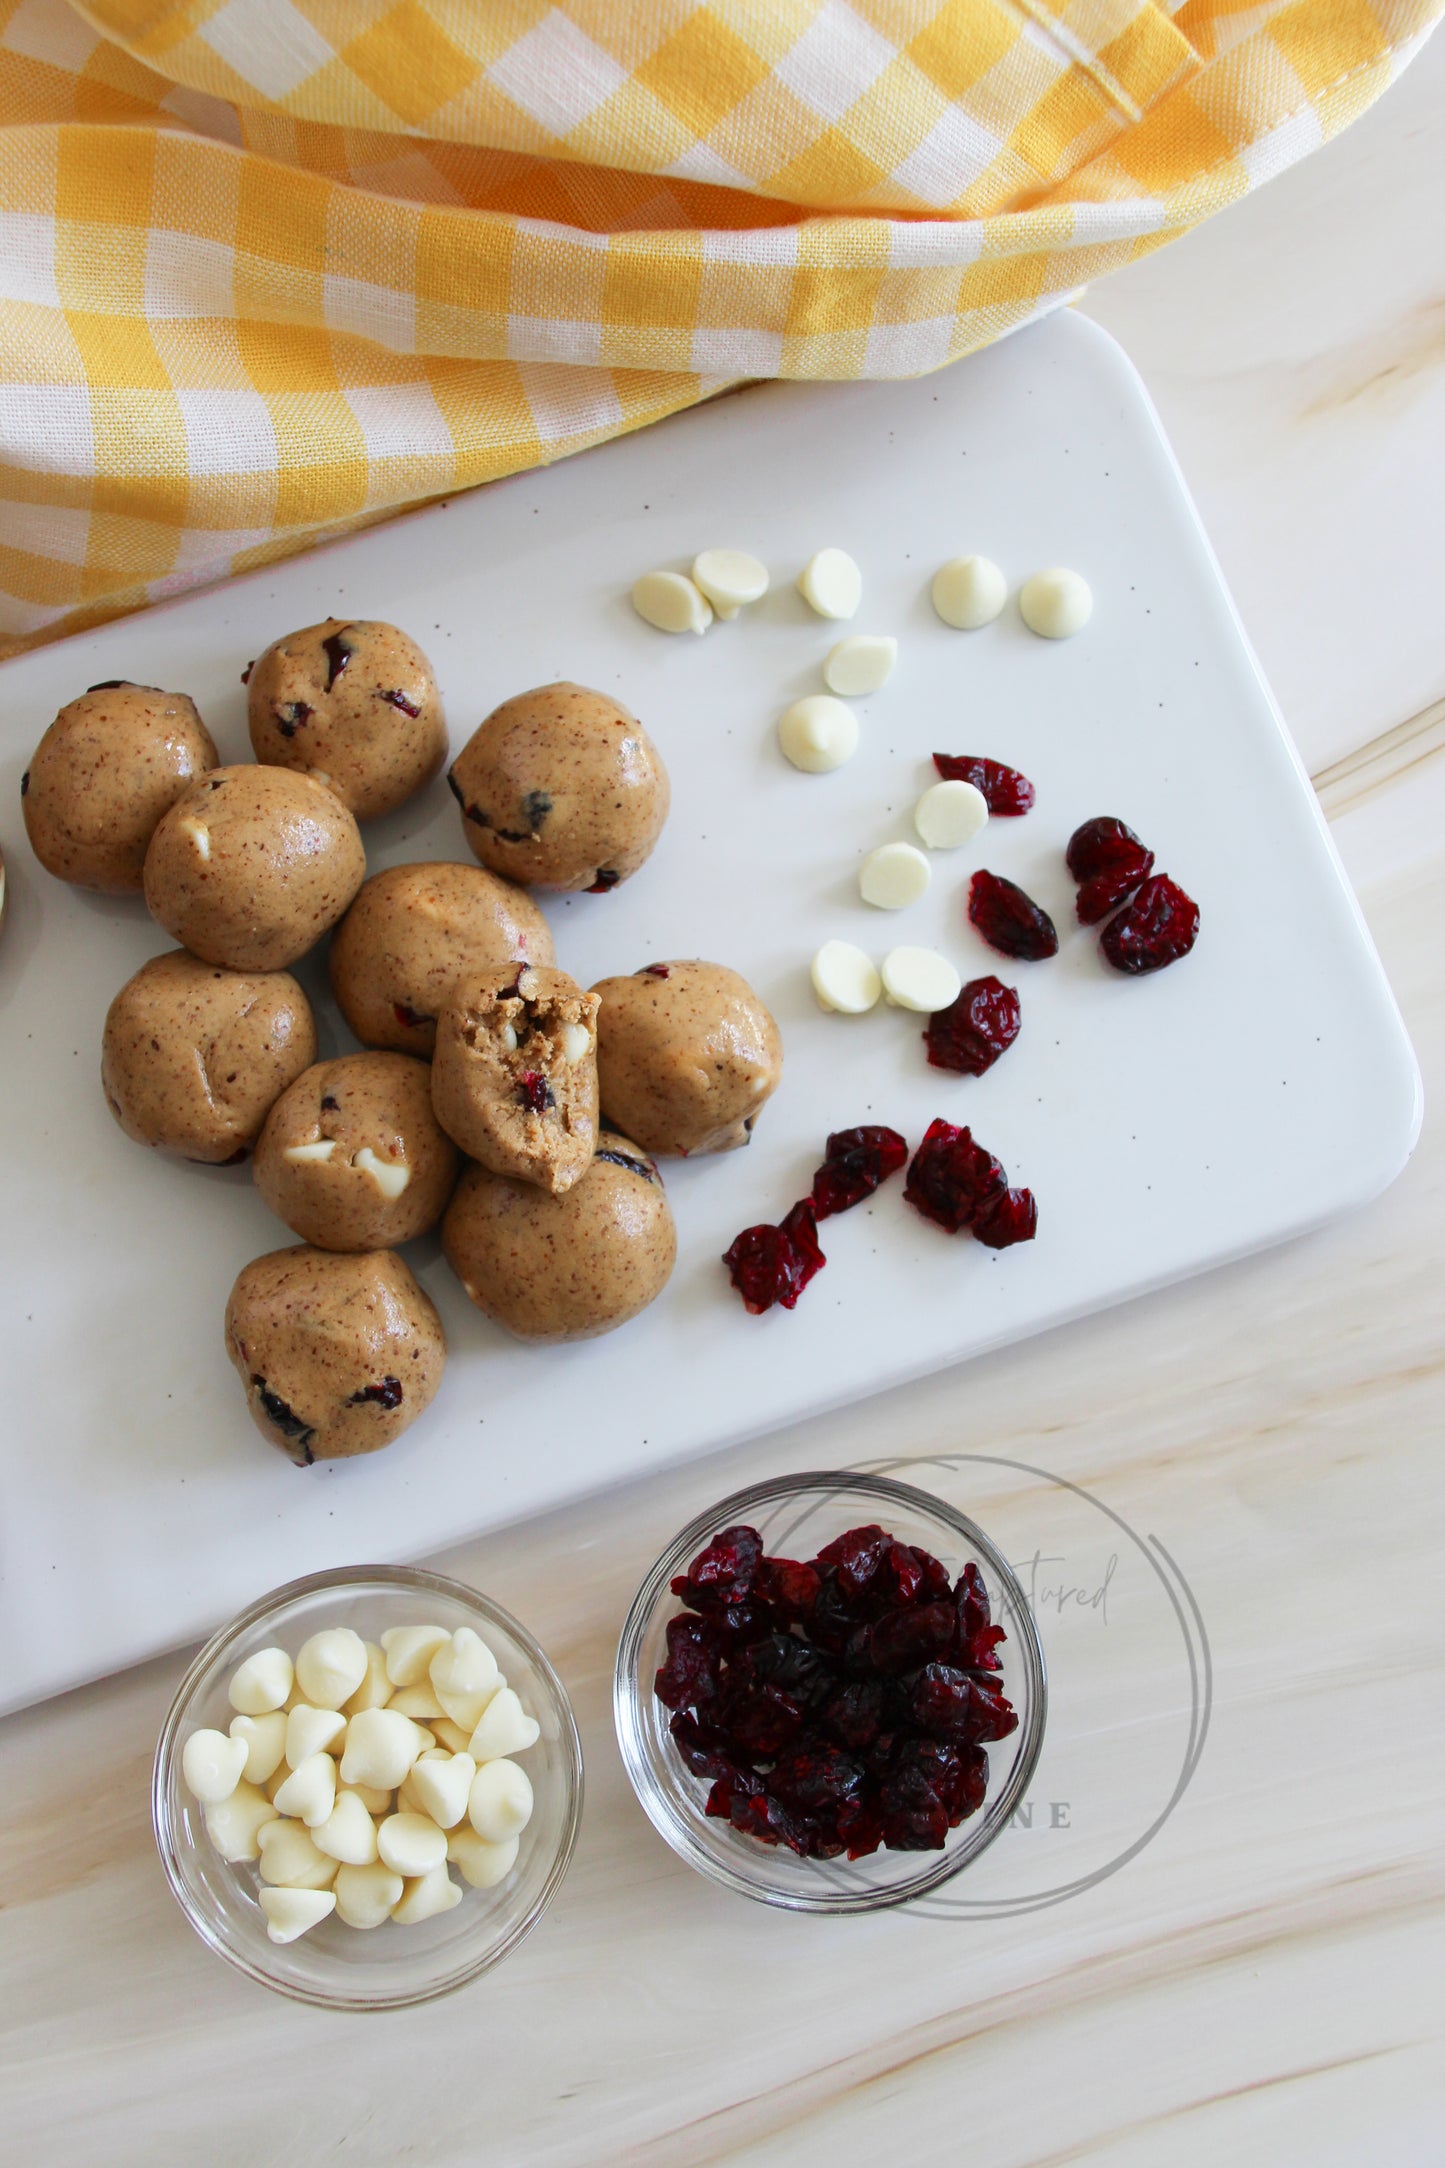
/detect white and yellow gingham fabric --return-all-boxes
[0,0,1436,655]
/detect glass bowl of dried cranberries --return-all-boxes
[613,1472,1046,1912]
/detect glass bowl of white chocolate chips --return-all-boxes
[153,1563,583,2009]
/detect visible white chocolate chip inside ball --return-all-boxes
[352,1146,410,1200]
[283,1139,337,1165]
[859,842,931,911]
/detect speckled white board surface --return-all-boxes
[0,310,1418,1714]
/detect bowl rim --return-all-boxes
[613,1469,1047,1913]
[153,1560,584,2011]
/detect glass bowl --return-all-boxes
[153,1563,582,2009]
[614,1471,1045,1913]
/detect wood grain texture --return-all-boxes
[2,29,1443,2166]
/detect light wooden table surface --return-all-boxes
[4,34,1442,2166]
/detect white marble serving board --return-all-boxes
[0,310,1418,1716]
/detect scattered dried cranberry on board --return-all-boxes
[924,977,1021,1076]
[723,1201,826,1314]
[1101,874,1200,974]
[968,871,1059,961]
[905,1118,1036,1247]
[655,1522,1018,1859]
[1065,816,1155,924]
[810,1126,908,1220]
[932,755,1035,816]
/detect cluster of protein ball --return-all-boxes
[21,623,785,1465]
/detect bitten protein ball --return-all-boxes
[143,765,366,972]
[442,1132,675,1343]
[102,949,317,1163]
[253,1052,459,1250]
[22,681,218,893]
[328,861,554,1059]
[430,964,599,1196]
[246,618,447,820]
[224,1246,445,1464]
[591,961,782,1157]
[447,682,669,894]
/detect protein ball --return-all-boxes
[442,1131,676,1343]
[328,861,555,1058]
[224,1246,445,1465]
[22,681,218,894]
[447,682,669,894]
[143,765,366,971]
[253,1052,459,1250]
[430,963,599,1196]
[591,961,782,1157]
[102,949,318,1163]
[246,619,447,820]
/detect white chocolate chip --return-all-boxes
[468,1687,541,1763]
[228,1645,293,1715]
[447,1827,519,1890]
[350,1783,393,1816]
[333,1861,403,1930]
[500,1022,519,1052]
[294,1627,368,1711]
[797,548,861,620]
[342,1640,392,1716]
[429,1718,474,1757]
[257,1817,339,1889]
[178,818,210,861]
[560,1022,591,1065]
[881,947,962,1013]
[406,1751,476,1830]
[202,1782,277,1862]
[381,1623,451,1688]
[859,842,931,911]
[264,1764,292,1803]
[351,1146,410,1201]
[388,1682,443,1722]
[272,1751,337,1829]
[915,779,988,850]
[181,1728,249,1804]
[259,1886,336,1944]
[283,1139,337,1165]
[823,635,896,696]
[229,1711,287,1786]
[811,940,881,1015]
[377,1812,448,1879]
[1019,566,1092,638]
[284,1704,346,1769]
[429,1629,501,1733]
[932,555,1006,630]
[632,570,713,634]
[468,1759,533,1844]
[311,1789,380,1867]
[692,549,768,618]
[340,1707,424,1792]
[391,1866,463,1926]
[778,695,858,775]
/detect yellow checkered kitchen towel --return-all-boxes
[0,0,1437,656]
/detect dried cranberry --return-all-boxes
[742,1631,830,1705]
[810,1126,908,1219]
[274,700,312,738]
[722,1201,825,1314]
[1065,814,1149,884]
[904,1118,1008,1234]
[1101,874,1200,974]
[968,871,1058,961]
[816,1524,891,1596]
[639,962,670,978]
[20,770,28,796]
[653,1612,720,1711]
[924,976,1021,1076]
[932,754,1035,816]
[882,1801,951,1851]
[975,1186,1037,1249]
[240,660,254,685]
[755,1557,820,1619]
[587,869,620,892]
[680,1524,763,1602]
[320,1094,339,1112]
[346,1376,403,1409]
[1076,867,1146,924]
[721,1684,805,1757]
[668,1712,742,1783]
[866,1599,958,1676]
[515,1070,555,1114]
[819,1679,886,1750]
[910,1546,953,1599]
[767,1742,866,1816]
[320,631,351,690]
[251,1376,315,1462]
[393,1002,431,1029]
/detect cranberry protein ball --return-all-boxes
[328,861,555,1058]
[102,949,318,1163]
[430,963,600,1195]
[442,1130,676,1343]
[224,1246,445,1464]
[253,1052,459,1251]
[447,681,670,893]
[246,618,447,820]
[591,961,783,1158]
[144,765,366,972]
[23,680,218,893]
